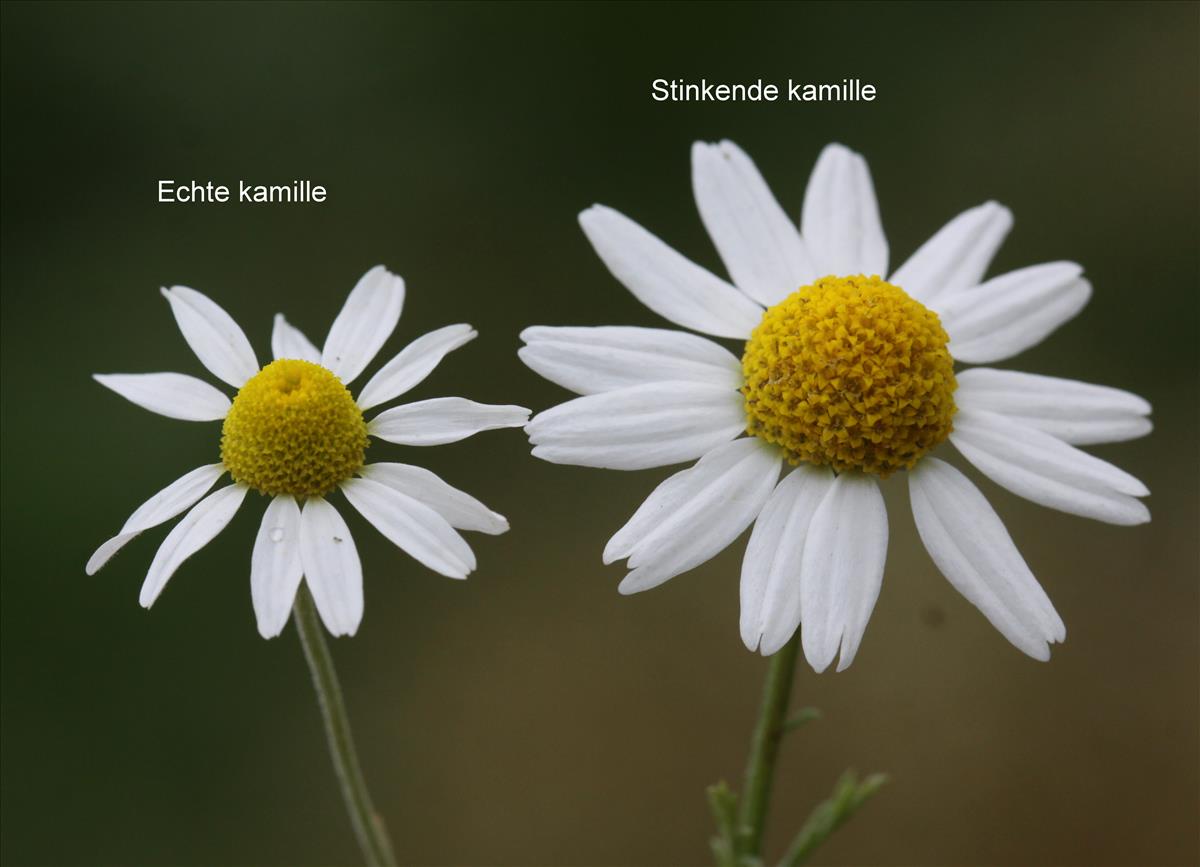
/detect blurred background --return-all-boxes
[2,2,1197,865]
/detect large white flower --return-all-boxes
[521,141,1151,671]
[90,266,530,638]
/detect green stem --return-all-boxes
[736,631,802,859]
[293,585,397,867]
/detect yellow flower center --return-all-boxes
[221,359,369,497]
[741,274,956,477]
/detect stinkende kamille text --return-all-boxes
[651,78,876,103]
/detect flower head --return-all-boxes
[91,266,530,638]
[521,141,1151,671]
[741,274,957,476]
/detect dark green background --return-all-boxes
[2,2,1197,865]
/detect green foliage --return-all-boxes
[781,707,821,732]
[779,771,889,866]
[706,781,741,867]
[708,682,885,867]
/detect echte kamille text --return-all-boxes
[158,180,327,204]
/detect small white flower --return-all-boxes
[90,266,530,638]
[521,141,1151,671]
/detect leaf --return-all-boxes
[707,781,740,867]
[778,770,889,866]
[782,707,822,732]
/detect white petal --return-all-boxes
[139,483,248,608]
[299,498,363,637]
[360,462,508,535]
[93,373,230,421]
[369,398,530,446]
[250,495,304,639]
[800,143,888,278]
[578,205,763,339]
[321,265,405,384]
[341,478,475,579]
[526,382,745,470]
[691,140,817,306]
[611,438,782,594]
[889,202,1013,304]
[956,368,1152,445]
[951,409,1150,525]
[356,324,477,411]
[910,458,1064,660]
[940,263,1091,364]
[518,325,742,395]
[271,314,321,363]
[739,465,835,656]
[161,286,259,388]
[799,473,888,673]
[86,463,226,575]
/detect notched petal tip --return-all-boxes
[758,632,791,658]
[691,139,730,163]
[256,622,284,640]
[739,626,761,654]
[803,648,833,674]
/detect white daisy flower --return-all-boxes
[521,141,1151,672]
[89,265,530,638]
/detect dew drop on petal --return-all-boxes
[270,527,285,543]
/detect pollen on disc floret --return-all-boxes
[741,274,957,478]
[221,359,369,497]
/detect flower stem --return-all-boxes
[736,631,802,859]
[293,585,397,867]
